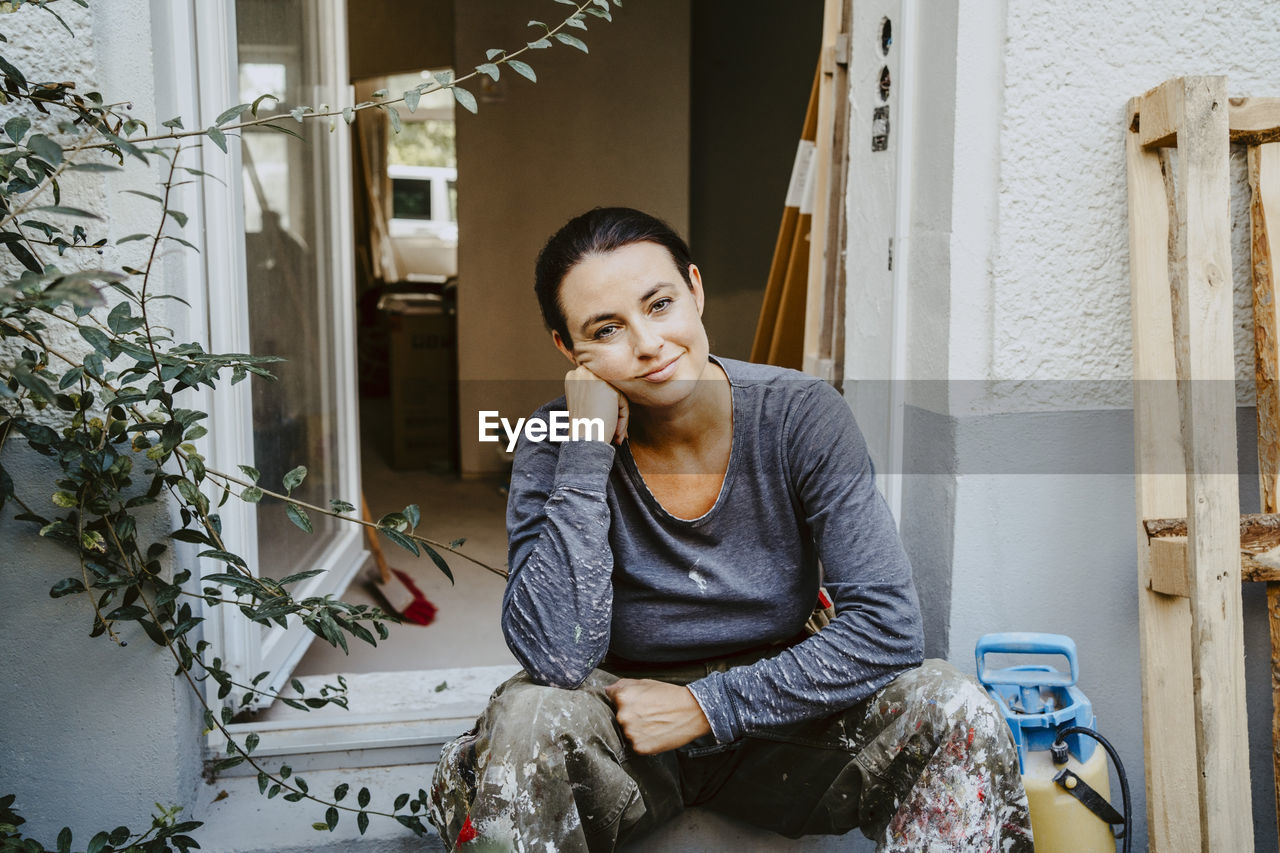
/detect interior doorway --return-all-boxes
[287,0,823,680]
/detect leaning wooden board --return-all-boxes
[1126,77,1280,851]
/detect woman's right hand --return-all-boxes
[564,365,629,445]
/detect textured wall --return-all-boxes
[0,0,203,842]
[991,0,1278,411]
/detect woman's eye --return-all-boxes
[651,297,673,313]
[593,324,619,340]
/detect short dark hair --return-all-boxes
[534,207,693,347]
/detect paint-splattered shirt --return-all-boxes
[502,357,924,744]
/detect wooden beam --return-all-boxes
[1132,79,1183,148]
[1231,97,1280,145]
[1251,143,1280,512]
[1125,86,1201,852]
[1135,90,1280,149]
[1167,75,1253,852]
[1247,136,1280,846]
[1145,512,1280,537]
[1142,535,1280,596]
[801,0,847,375]
[1149,536,1192,597]
[816,0,852,385]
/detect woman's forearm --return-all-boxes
[501,438,617,687]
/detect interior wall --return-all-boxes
[348,0,454,80]
[455,0,690,476]
[689,0,823,362]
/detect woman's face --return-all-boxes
[552,240,711,409]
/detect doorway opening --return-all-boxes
[275,0,825,690]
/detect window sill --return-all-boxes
[211,664,519,774]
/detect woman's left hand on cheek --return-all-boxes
[604,678,712,754]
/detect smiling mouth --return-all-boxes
[640,353,683,382]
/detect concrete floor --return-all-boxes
[292,400,517,677]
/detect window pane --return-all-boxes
[237,0,340,584]
[392,178,433,220]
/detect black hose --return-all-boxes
[1052,725,1131,853]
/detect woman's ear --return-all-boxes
[688,264,705,316]
[552,330,578,365]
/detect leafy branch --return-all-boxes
[0,0,619,845]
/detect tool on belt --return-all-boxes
[803,587,836,636]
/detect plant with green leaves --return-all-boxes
[0,0,619,848]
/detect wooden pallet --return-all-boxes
[1128,76,1280,852]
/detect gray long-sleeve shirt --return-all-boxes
[501,357,924,743]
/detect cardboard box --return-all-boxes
[383,295,457,470]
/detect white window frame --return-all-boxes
[152,0,369,724]
[150,0,491,767]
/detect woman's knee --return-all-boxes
[482,669,623,762]
[490,670,616,726]
[882,659,1010,747]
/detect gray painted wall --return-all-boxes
[899,405,956,661]
[0,451,204,841]
[899,403,1278,850]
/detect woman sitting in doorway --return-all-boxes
[429,207,1032,852]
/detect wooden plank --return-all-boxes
[750,205,801,363]
[1133,79,1183,148]
[1135,89,1280,149]
[1145,512,1280,537]
[1271,581,1280,844]
[1126,86,1201,853]
[1149,536,1192,597]
[1142,536,1280,595]
[768,214,813,368]
[1231,97,1280,145]
[1168,75,1253,852]
[1247,137,1280,845]
[801,0,845,373]
[751,67,820,366]
[1250,142,1280,510]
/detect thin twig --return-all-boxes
[79,0,601,152]
[197,462,507,577]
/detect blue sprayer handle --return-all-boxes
[975,632,1078,689]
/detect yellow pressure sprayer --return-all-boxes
[976,633,1131,853]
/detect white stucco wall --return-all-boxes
[991,0,1274,409]
[0,0,204,842]
[890,0,1280,847]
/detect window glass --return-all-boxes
[236,0,340,589]
[392,178,433,220]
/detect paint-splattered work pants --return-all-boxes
[428,658,1033,852]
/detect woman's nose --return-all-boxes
[632,321,663,357]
